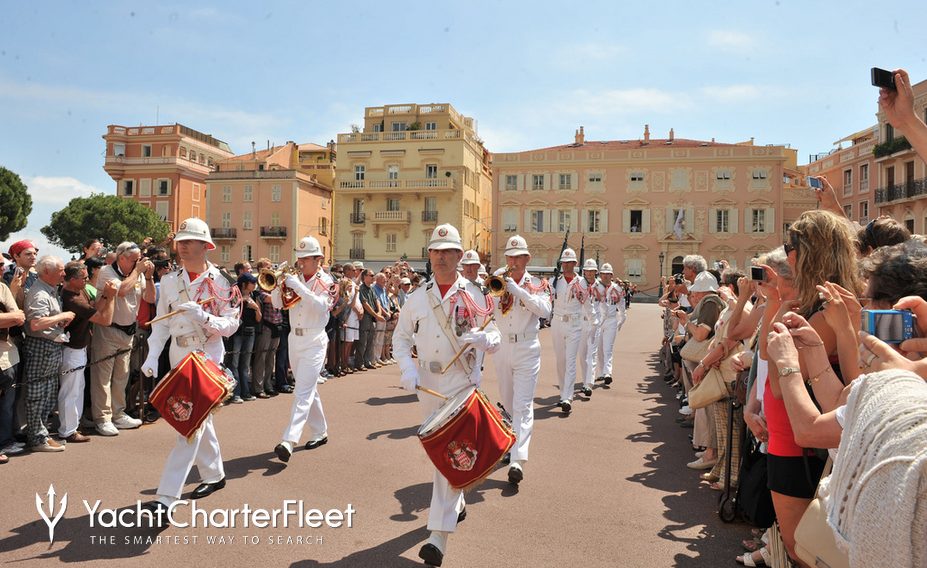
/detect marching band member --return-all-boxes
[576,258,601,398]
[550,248,582,413]
[394,223,501,567]
[595,263,626,385]
[273,236,334,463]
[459,249,482,285]
[141,218,240,514]
[492,235,551,485]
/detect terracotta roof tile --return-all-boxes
[518,138,738,153]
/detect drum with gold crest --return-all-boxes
[149,350,236,440]
[418,386,516,491]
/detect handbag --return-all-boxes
[736,437,775,528]
[794,459,848,568]
[680,337,710,363]
[688,367,729,409]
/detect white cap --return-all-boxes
[689,271,719,293]
[294,236,323,258]
[600,263,614,274]
[174,218,215,250]
[478,264,488,276]
[428,223,463,251]
[504,235,530,256]
[353,261,364,269]
[461,249,481,265]
[400,277,411,285]
[583,259,598,272]
[560,248,577,263]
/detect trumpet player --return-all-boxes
[491,235,551,485]
[272,236,334,464]
[459,249,482,285]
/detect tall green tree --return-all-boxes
[0,166,33,241]
[41,194,170,252]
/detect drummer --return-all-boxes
[393,223,501,567]
[491,235,551,485]
[272,236,333,463]
[141,218,241,518]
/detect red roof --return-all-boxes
[521,138,738,153]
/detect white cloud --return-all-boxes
[4,219,76,263]
[24,176,104,207]
[707,30,756,50]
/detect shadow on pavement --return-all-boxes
[389,478,518,524]
[533,395,570,421]
[290,525,429,567]
[361,392,417,406]
[367,424,420,441]
[624,353,746,566]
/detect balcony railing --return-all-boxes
[422,210,438,223]
[260,226,287,238]
[338,178,455,191]
[874,178,927,204]
[349,248,365,259]
[372,210,411,223]
[350,212,366,224]
[210,228,237,239]
[337,129,464,144]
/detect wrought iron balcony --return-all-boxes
[349,248,365,259]
[260,226,287,238]
[874,178,927,204]
[210,228,237,239]
[350,212,366,224]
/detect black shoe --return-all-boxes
[140,501,169,528]
[274,443,292,463]
[191,477,226,500]
[266,390,278,397]
[457,507,466,524]
[561,400,572,414]
[595,376,605,382]
[278,385,294,394]
[304,436,328,451]
[508,465,524,485]
[418,543,443,567]
[581,386,592,397]
[364,364,376,370]
[500,452,511,466]
[604,375,613,385]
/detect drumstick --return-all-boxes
[441,315,495,375]
[148,297,215,325]
[415,385,448,400]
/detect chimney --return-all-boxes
[251,141,256,158]
[669,128,675,141]
[643,124,650,142]
[575,126,585,144]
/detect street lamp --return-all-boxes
[658,251,666,297]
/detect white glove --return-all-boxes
[400,368,420,392]
[284,274,310,298]
[142,353,159,377]
[459,328,500,353]
[178,301,209,324]
[505,277,530,299]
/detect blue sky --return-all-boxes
[1,0,925,259]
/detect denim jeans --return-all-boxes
[0,364,17,447]
[229,330,255,399]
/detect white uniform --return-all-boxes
[272,270,333,446]
[595,282,626,379]
[551,274,583,403]
[492,271,551,464]
[146,265,240,502]
[576,276,600,389]
[393,274,501,533]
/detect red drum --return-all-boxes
[149,350,236,440]
[418,387,516,491]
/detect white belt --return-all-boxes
[556,314,579,322]
[293,327,323,337]
[418,359,445,373]
[505,331,538,343]
[175,333,206,348]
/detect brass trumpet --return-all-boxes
[485,267,511,297]
[257,261,299,292]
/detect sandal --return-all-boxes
[709,481,725,491]
[741,538,762,552]
[0,454,7,464]
[735,547,770,567]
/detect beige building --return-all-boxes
[807,126,878,226]
[491,126,817,295]
[206,141,334,266]
[333,103,492,269]
[874,78,927,232]
[103,123,235,231]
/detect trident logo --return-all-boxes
[35,484,68,544]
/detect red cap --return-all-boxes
[8,240,37,258]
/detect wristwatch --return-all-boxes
[778,366,801,377]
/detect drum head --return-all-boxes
[418,386,475,437]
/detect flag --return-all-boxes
[673,209,686,240]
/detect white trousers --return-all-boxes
[577,322,598,388]
[282,330,328,444]
[494,338,540,463]
[156,340,226,503]
[58,346,86,438]
[418,366,471,533]
[551,316,582,402]
[595,316,619,378]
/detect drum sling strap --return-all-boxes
[426,284,474,376]
[176,271,208,345]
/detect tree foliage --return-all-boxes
[41,194,170,252]
[0,166,33,241]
